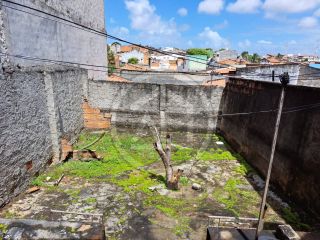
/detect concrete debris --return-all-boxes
[157,189,170,196]
[192,183,202,191]
[148,185,164,192]
[276,225,301,240]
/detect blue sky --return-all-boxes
[105,0,320,55]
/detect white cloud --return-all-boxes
[124,0,181,45]
[110,26,130,37]
[213,20,229,29]
[238,39,251,48]
[258,40,272,44]
[263,0,320,14]
[227,0,262,13]
[198,27,229,49]
[298,16,318,28]
[177,7,188,16]
[198,0,224,15]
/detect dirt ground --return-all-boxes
[0,128,311,239]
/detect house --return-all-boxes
[186,55,208,71]
[260,56,282,65]
[218,59,248,68]
[118,45,150,65]
[215,49,238,62]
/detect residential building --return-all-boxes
[235,63,320,87]
[186,55,208,71]
[215,49,238,62]
[118,45,150,65]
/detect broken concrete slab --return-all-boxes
[0,218,104,240]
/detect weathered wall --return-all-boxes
[88,81,224,131]
[0,65,87,206]
[119,70,224,85]
[217,78,320,216]
[236,64,320,88]
[235,64,300,84]
[1,0,106,79]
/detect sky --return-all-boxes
[105,0,320,55]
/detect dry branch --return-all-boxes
[153,127,183,190]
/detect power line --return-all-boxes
[2,0,214,67]
[3,1,320,82]
[1,52,225,77]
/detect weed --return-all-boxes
[282,207,311,230]
[85,197,97,204]
[196,149,236,161]
[180,176,189,186]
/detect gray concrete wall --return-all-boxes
[119,70,224,85]
[217,78,320,216]
[236,64,320,88]
[88,81,224,132]
[0,0,107,80]
[235,64,300,84]
[0,65,87,206]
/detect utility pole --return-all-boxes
[255,72,289,239]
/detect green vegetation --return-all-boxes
[107,45,116,76]
[213,178,259,217]
[0,223,8,234]
[186,48,213,58]
[29,130,285,236]
[241,51,261,63]
[282,207,311,230]
[128,57,139,64]
[196,149,236,161]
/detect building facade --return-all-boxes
[0,0,107,79]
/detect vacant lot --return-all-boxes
[0,128,308,239]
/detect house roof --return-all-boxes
[214,67,236,74]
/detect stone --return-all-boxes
[157,189,170,196]
[78,224,91,232]
[276,225,300,240]
[148,185,164,192]
[192,183,201,191]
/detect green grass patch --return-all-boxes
[196,149,237,161]
[213,179,259,217]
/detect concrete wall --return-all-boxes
[217,78,320,216]
[236,64,320,87]
[119,70,224,85]
[0,0,107,79]
[0,65,87,206]
[235,64,300,84]
[88,81,224,131]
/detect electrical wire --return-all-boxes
[2,0,214,67]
